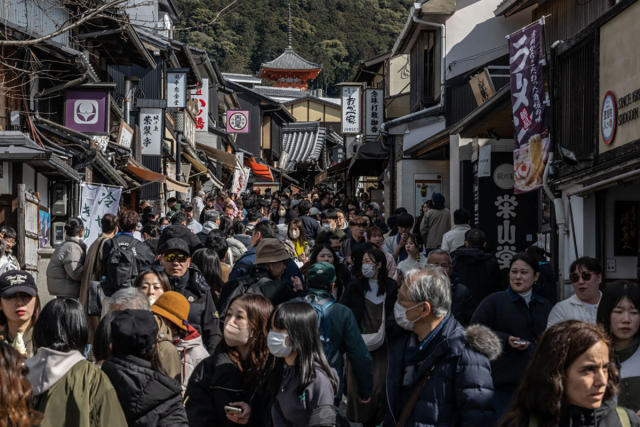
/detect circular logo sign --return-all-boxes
[493,163,514,190]
[601,91,617,145]
[228,112,248,132]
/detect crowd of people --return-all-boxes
[0,187,639,426]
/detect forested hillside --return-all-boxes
[176,0,411,95]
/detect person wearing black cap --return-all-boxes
[0,270,40,357]
[102,309,188,426]
[46,217,86,299]
[159,238,221,353]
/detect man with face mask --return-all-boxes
[302,262,372,404]
[219,238,303,316]
[385,267,500,427]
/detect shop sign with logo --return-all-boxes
[226,110,249,133]
[341,85,362,134]
[139,108,163,155]
[64,90,109,133]
[364,88,383,139]
[190,78,209,132]
[117,120,134,149]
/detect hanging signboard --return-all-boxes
[508,19,551,194]
[226,110,250,133]
[341,85,362,134]
[117,120,134,149]
[183,111,196,147]
[190,78,209,132]
[167,71,187,108]
[139,108,163,156]
[469,69,496,106]
[79,183,122,248]
[365,88,384,139]
[64,90,109,134]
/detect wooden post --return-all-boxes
[16,183,25,266]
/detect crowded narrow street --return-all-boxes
[0,0,639,426]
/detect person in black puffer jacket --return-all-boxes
[385,267,500,427]
[102,309,188,427]
[157,238,222,353]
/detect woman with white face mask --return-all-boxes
[185,294,275,427]
[340,246,398,426]
[268,301,338,426]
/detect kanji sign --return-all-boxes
[139,108,163,155]
[167,71,187,108]
[64,90,108,133]
[365,88,384,139]
[190,78,209,132]
[79,183,122,247]
[226,110,250,133]
[341,85,362,134]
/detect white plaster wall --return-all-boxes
[445,0,533,79]
[604,181,640,279]
[22,164,36,194]
[397,159,450,218]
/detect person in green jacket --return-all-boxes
[26,297,127,427]
[302,262,373,404]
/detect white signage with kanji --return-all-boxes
[167,72,186,108]
[139,108,163,155]
[341,86,362,134]
[79,183,122,247]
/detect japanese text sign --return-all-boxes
[190,78,209,132]
[365,88,384,139]
[341,86,362,134]
[508,20,550,194]
[226,110,249,133]
[139,108,163,155]
[79,183,122,247]
[64,90,108,133]
[167,72,187,108]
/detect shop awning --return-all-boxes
[93,152,128,187]
[247,157,274,181]
[451,85,512,138]
[183,149,209,174]
[125,159,166,183]
[348,141,389,177]
[165,177,190,193]
[196,142,237,169]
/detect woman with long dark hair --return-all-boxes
[186,293,275,427]
[0,341,42,426]
[340,245,397,426]
[597,280,640,411]
[191,248,224,302]
[269,301,338,426]
[301,243,349,300]
[287,219,309,264]
[471,252,552,419]
[499,321,640,426]
[0,270,41,357]
[26,298,127,426]
[101,309,188,426]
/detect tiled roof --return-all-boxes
[281,122,325,171]
[261,48,320,70]
[253,85,307,101]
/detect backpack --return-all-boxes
[219,276,274,316]
[304,293,339,365]
[102,237,142,296]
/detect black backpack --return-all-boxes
[102,237,143,296]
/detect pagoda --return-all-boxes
[258,4,321,89]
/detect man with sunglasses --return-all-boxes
[547,256,603,328]
[159,238,221,353]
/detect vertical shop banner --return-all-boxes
[365,88,384,139]
[167,72,187,108]
[139,108,163,155]
[508,19,551,194]
[79,184,122,247]
[190,78,209,132]
[341,86,362,134]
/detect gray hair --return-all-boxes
[204,210,220,222]
[404,266,451,318]
[101,287,151,317]
[427,249,451,261]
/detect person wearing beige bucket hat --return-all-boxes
[218,238,304,316]
[152,291,209,391]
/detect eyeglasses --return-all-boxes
[164,252,189,263]
[570,271,592,283]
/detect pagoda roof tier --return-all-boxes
[260,47,321,71]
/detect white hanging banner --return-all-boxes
[341,85,362,134]
[79,183,122,247]
[167,71,187,108]
[139,108,163,155]
[190,78,209,132]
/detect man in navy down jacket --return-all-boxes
[385,266,501,427]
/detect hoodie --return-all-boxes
[26,347,127,427]
[451,247,504,310]
[174,325,210,391]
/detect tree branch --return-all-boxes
[175,0,239,31]
[0,0,129,46]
